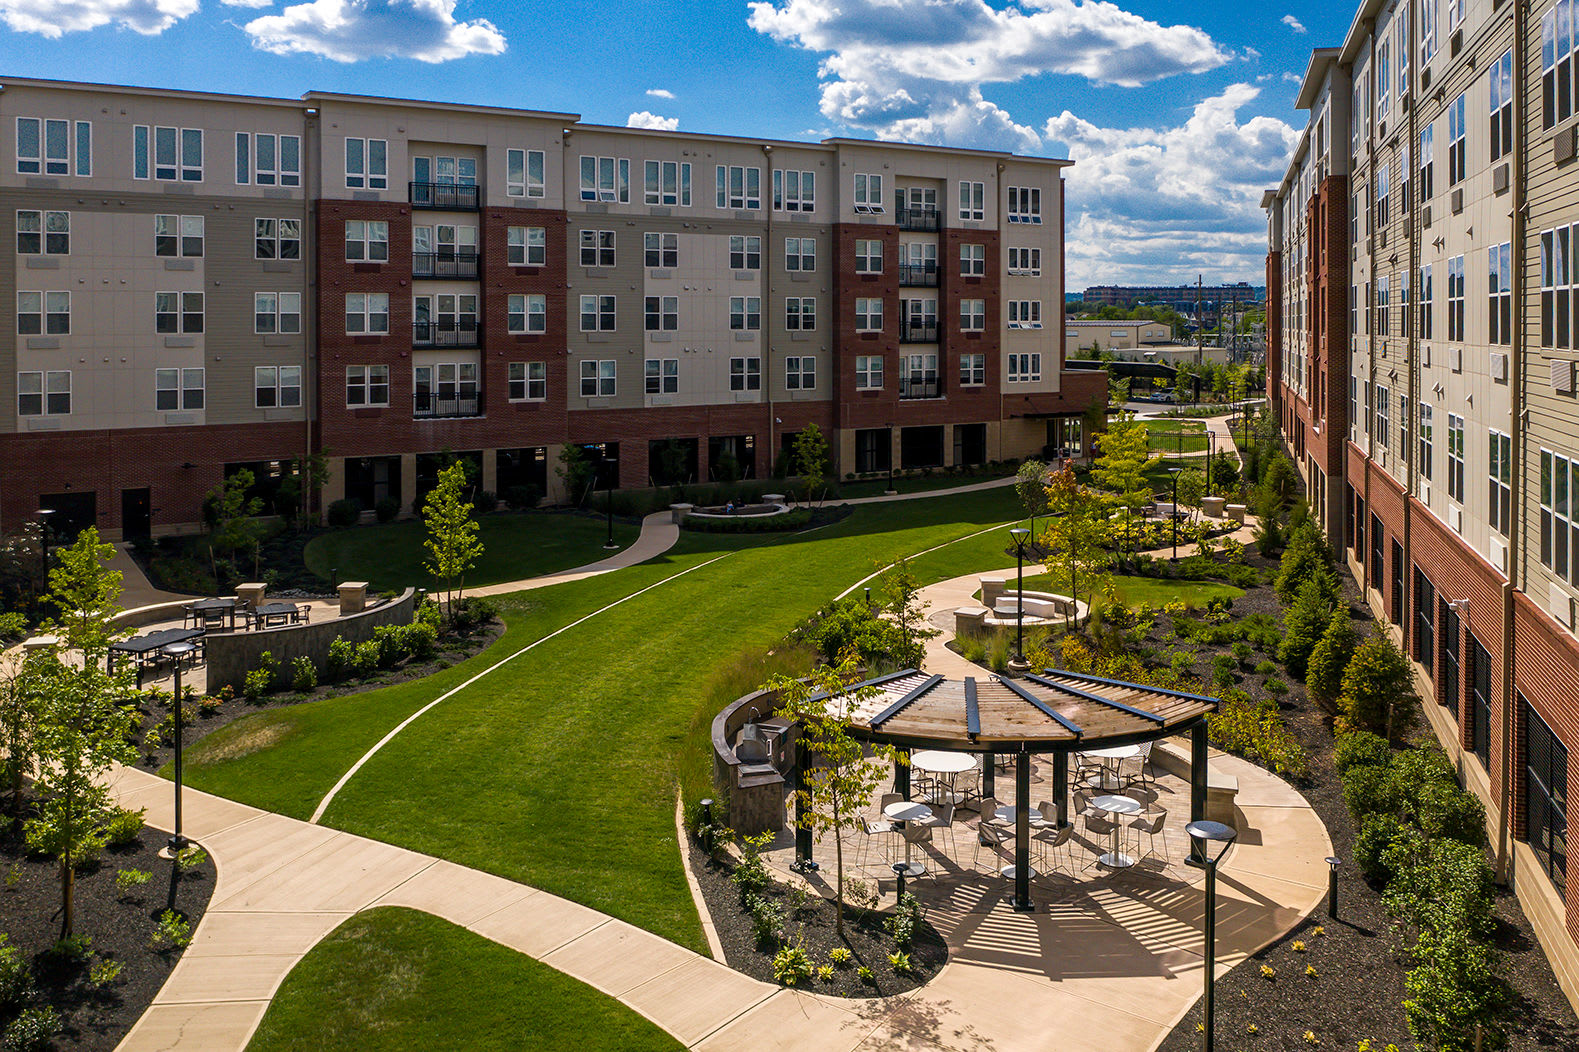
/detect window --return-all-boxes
[645,358,679,394]
[235,132,300,187]
[508,294,547,334]
[1543,224,1576,348]
[729,296,761,331]
[254,292,301,334]
[960,243,985,276]
[15,118,39,174]
[17,370,69,415]
[254,365,301,408]
[1490,430,1513,535]
[509,226,547,266]
[1448,93,1466,186]
[786,356,815,390]
[345,293,390,334]
[580,359,617,397]
[1541,449,1579,582]
[645,232,678,268]
[855,239,883,273]
[1376,275,1390,334]
[852,172,884,213]
[1414,567,1435,663]
[1375,384,1391,454]
[714,165,760,209]
[135,125,201,182]
[729,357,761,391]
[1470,635,1492,770]
[639,159,690,207]
[960,299,986,331]
[644,296,678,331]
[507,149,546,198]
[958,180,984,221]
[1447,0,1465,34]
[779,236,815,272]
[729,235,761,270]
[16,291,68,335]
[508,361,547,401]
[1422,0,1438,64]
[413,294,478,340]
[15,210,67,255]
[1419,402,1434,481]
[1525,701,1568,896]
[1008,300,1042,328]
[346,365,390,407]
[1448,413,1466,502]
[1419,263,1434,339]
[855,297,884,332]
[855,355,883,389]
[17,118,90,177]
[1376,163,1390,228]
[579,294,617,331]
[155,367,204,411]
[785,297,816,330]
[345,138,388,189]
[1441,595,1462,719]
[345,220,389,262]
[772,168,813,211]
[1378,39,1392,121]
[1447,255,1465,341]
[1007,247,1041,275]
[155,215,203,258]
[1008,353,1042,382]
[1543,1,1577,128]
[155,291,204,334]
[255,218,300,261]
[1418,123,1434,203]
[1489,50,1514,162]
[580,229,616,268]
[1489,242,1513,344]
[959,353,986,386]
[1007,186,1041,223]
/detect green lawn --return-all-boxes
[247,908,682,1052]
[831,471,1013,500]
[984,572,1242,609]
[1141,419,1209,454]
[301,511,641,592]
[184,487,1024,953]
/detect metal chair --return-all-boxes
[1124,742,1156,791]
[858,814,897,874]
[921,802,957,856]
[1084,812,1119,870]
[974,814,1010,869]
[1127,808,1168,863]
[1032,821,1074,875]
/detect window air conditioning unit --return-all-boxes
[1451,188,1464,214]
[1553,358,1575,394]
[1422,204,1432,228]
[1493,164,1510,195]
[1490,351,1508,381]
[1450,29,1463,57]
[1450,345,1462,373]
[1449,505,1463,533]
[1550,587,1576,631]
[1419,479,1432,504]
[1421,344,1431,367]
[1490,536,1508,575]
[1556,126,1578,165]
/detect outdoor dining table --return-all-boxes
[255,602,302,629]
[188,597,238,631]
[109,627,203,688]
[1091,794,1144,868]
[992,805,1048,827]
[1080,743,1140,791]
[911,750,974,805]
[883,800,932,878]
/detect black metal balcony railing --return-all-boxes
[897,208,941,232]
[413,393,482,418]
[900,377,942,400]
[410,181,480,211]
[412,251,479,279]
[413,322,481,348]
[900,321,938,344]
[898,263,939,287]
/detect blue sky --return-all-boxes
[1,0,1353,286]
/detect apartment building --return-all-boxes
[0,78,1104,537]
[1266,0,1579,1006]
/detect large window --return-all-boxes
[15,210,67,255]
[346,365,390,407]
[960,243,985,276]
[1542,1,1576,129]
[580,229,616,268]
[1541,449,1579,584]
[1491,50,1514,162]
[254,292,301,334]
[510,226,546,267]
[1414,567,1435,664]
[1419,123,1434,203]
[155,214,203,258]
[646,160,693,206]
[1448,93,1467,186]
[254,365,301,408]
[855,355,883,389]
[1008,353,1042,382]
[729,357,761,391]
[1525,699,1568,896]
[714,165,760,209]
[133,125,201,182]
[959,353,985,386]
[772,168,812,211]
[508,294,547,334]
[345,220,388,262]
[16,291,67,335]
[852,172,884,212]
[1490,242,1513,345]
[960,299,986,331]
[645,358,679,395]
[155,367,204,411]
[785,356,815,390]
[345,293,389,334]
[785,296,815,331]
[235,132,300,187]
[1419,262,1433,339]
[855,297,883,332]
[579,295,616,332]
[1440,596,1461,720]
[1490,430,1512,536]
[1006,186,1041,223]
[645,232,678,268]
[729,235,761,270]
[729,296,761,331]
[644,296,678,332]
[344,137,387,190]
[16,118,90,177]
[582,156,632,203]
[256,218,300,261]
[785,237,815,271]
[1541,224,1575,349]
[1470,635,1493,770]
[580,360,617,397]
[155,291,203,334]
[507,148,546,199]
[508,361,546,401]
[1008,300,1042,328]
[1447,414,1465,502]
[1447,255,1465,341]
[855,240,882,274]
[1419,402,1434,481]
[958,180,984,221]
[16,370,69,416]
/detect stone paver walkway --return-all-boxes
[109,544,188,608]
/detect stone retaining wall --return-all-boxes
[204,589,417,692]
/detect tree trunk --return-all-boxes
[60,789,73,939]
[831,784,844,938]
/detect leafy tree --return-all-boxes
[1108,373,1131,408]
[1090,417,1156,564]
[1338,632,1422,743]
[880,557,937,670]
[1040,467,1111,622]
[1264,453,1299,508]
[0,653,39,812]
[1306,610,1360,714]
[45,527,126,656]
[803,599,912,671]
[422,462,484,615]
[1014,460,1050,522]
[1175,467,1206,510]
[1209,450,1240,494]
[1274,519,1334,603]
[556,444,594,505]
[1251,487,1286,557]
[769,654,893,937]
[205,470,265,560]
[1280,575,1336,680]
[792,423,831,503]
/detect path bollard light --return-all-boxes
[699,799,714,854]
[1187,819,1238,1052]
[892,862,907,904]
[1169,467,1183,562]
[1326,856,1341,919]
[602,457,619,550]
[162,641,198,854]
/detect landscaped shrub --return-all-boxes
[1402,926,1506,1052]
[1333,730,1392,775]
[352,640,380,678]
[375,496,401,523]
[474,490,499,513]
[1274,519,1333,603]
[731,832,773,903]
[1279,576,1335,680]
[101,806,144,848]
[402,619,439,660]
[503,484,543,511]
[1207,693,1309,779]
[290,655,317,692]
[1414,779,1488,848]
[1340,763,1394,823]
[746,893,783,946]
[1337,634,1421,742]
[771,942,814,986]
[242,667,272,703]
[1354,813,1407,882]
[326,498,360,529]
[683,508,817,533]
[796,597,914,670]
[372,624,404,668]
[2,1005,60,1052]
[448,596,497,632]
[0,935,32,1016]
[324,636,355,681]
[1306,610,1360,714]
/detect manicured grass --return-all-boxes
[1142,419,1209,454]
[831,472,1013,500]
[984,572,1242,609]
[247,908,683,1052]
[301,511,641,592]
[184,487,1023,953]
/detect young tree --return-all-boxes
[1274,519,1335,603]
[1174,467,1207,511]
[1014,460,1050,521]
[1040,467,1111,624]
[1280,575,1337,681]
[1209,450,1240,495]
[423,462,484,615]
[556,444,593,506]
[0,651,39,813]
[205,470,265,567]
[792,423,831,504]
[1338,632,1422,743]
[769,654,892,937]
[1306,610,1360,714]
[880,557,938,670]
[1107,373,1131,409]
[1089,417,1157,565]
[46,527,126,656]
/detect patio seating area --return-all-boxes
[110,595,341,693]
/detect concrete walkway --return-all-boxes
[108,544,188,607]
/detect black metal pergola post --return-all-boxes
[1052,750,1069,827]
[1013,749,1033,911]
[1189,722,1209,864]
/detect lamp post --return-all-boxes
[601,456,619,550]
[1186,819,1238,1052]
[1169,467,1182,562]
[35,508,54,616]
[1009,527,1030,671]
[886,423,897,495]
[161,641,197,854]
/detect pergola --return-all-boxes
[799,667,1220,911]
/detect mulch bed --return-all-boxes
[686,840,947,998]
[0,818,214,1050]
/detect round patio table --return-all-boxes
[1080,743,1140,791]
[883,800,932,878]
[912,750,975,805]
[992,805,1048,827]
[1091,794,1143,868]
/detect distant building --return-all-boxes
[1063,319,1173,352]
[1080,283,1265,310]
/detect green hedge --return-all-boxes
[681,508,816,533]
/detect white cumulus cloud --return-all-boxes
[747,0,1231,151]
[222,0,273,8]
[0,0,197,36]
[242,0,505,62]
[645,88,675,99]
[627,111,679,131]
[1281,14,1306,33]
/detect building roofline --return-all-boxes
[300,90,579,122]
[0,75,308,110]
[1295,48,1344,109]
[820,136,1072,166]
[1338,0,1389,64]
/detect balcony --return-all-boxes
[409,181,479,211]
[900,320,938,344]
[900,377,942,400]
[898,263,939,288]
[897,208,941,232]
[413,392,482,418]
[412,251,479,279]
[413,322,480,348]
